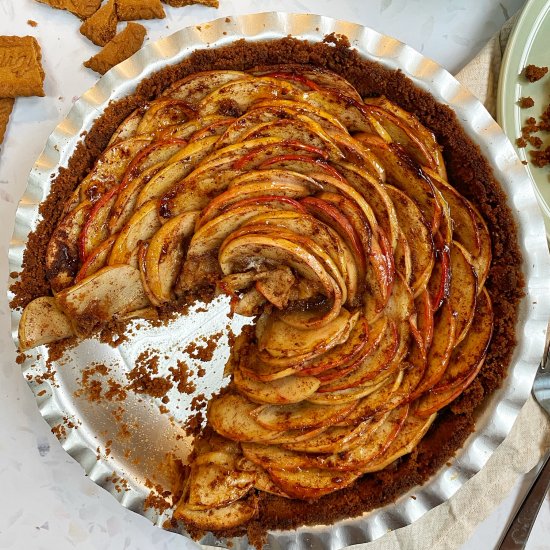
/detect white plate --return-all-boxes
[9,12,550,550]
[498,0,550,239]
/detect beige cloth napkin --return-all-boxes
[349,14,550,550]
[203,16,550,550]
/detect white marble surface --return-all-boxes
[1,1,549,549]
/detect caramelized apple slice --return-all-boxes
[208,393,283,442]
[75,234,117,283]
[252,399,356,432]
[174,494,258,530]
[267,467,360,500]
[361,412,437,473]
[143,211,199,303]
[233,367,320,405]
[79,189,117,260]
[107,107,145,146]
[55,265,149,336]
[108,200,162,267]
[46,200,92,292]
[136,99,196,135]
[18,297,74,350]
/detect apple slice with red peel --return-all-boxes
[136,99,196,135]
[257,308,352,361]
[409,303,456,400]
[318,318,398,389]
[267,466,360,500]
[108,163,165,235]
[46,200,92,292]
[233,366,320,404]
[162,70,252,103]
[143,211,199,303]
[188,117,236,142]
[308,375,392,405]
[432,287,492,394]
[75,234,117,283]
[415,289,434,352]
[469,205,492,291]
[159,114,234,141]
[79,137,153,203]
[196,181,314,229]
[174,494,258,530]
[394,228,412,283]
[208,393,283,442]
[319,403,409,471]
[108,200,162,267]
[296,316,370,377]
[385,185,434,297]
[361,412,437,473]
[283,413,389,454]
[252,399,357,432]
[18,297,74,350]
[242,443,323,471]
[135,136,219,209]
[198,77,300,117]
[427,234,451,311]
[79,189,117,261]
[448,241,478,345]
[55,265,149,337]
[265,425,329,445]
[228,168,321,191]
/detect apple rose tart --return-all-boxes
[17,64,496,532]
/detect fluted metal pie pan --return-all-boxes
[8,12,550,550]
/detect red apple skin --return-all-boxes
[429,234,451,311]
[233,141,328,170]
[258,154,346,181]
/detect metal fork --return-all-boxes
[498,335,550,550]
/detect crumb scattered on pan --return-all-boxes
[524,64,548,82]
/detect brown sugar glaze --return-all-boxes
[11,35,524,544]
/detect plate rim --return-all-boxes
[9,11,550,549]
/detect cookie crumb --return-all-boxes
[518,96,534,108]
[524,64,548,82]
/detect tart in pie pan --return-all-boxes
[8,12,550,549]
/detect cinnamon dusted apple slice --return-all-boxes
[317,403,409,471]
[409,303,456,400]
[198,77,300,117]
[317,317,397,388]
[361,412,437,473]
[469,205,492,291]
[107,163,165,235]
[242,443,322,471]
[394,228,412,283]
[308,376,392,405]
[267,467,360,500]
[385,185,434,296]
[228,168,321,191]
[431,287,493,394]
[75,234,117,283]
[427,233,451,311]
[107,106,146,146]
[188,118,236,142]
[382,272,415,322]
[233,366,320,405]
[143,211,199,303]
[79,189,117,261]
[174,494,258,530]
[162,70,252,103]
[283,413,389,454]
[135,136,219,209]
[257,308,352,362]
[46,200,92,292]
[159,115,234,141]
[186,456,256,510]
[79,137,153,202]
[448,241,478,345]
[55,265,149,337]
[265,425,329,445]
[252,399,356,432]
[135,99,196,135]
[196,181,314,228]
[252,466,291,498]
[209,393,284,443]
[18,297,74,351]
[415,289,434,352]
[108,200,162,267]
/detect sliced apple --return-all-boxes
[159,114,234,141]
[252,399,356,432]
[108,200,162,267]
[136,99,196,135]
[162,70,252,104]
[143,211,200,303]
[233,366,320,405]
[254,267,295,309]
[208,392,283,442]
[75,234,117,283]
[79,189,117,261]
[55,265,149,336]
[361,412,437,473]
[107,107,145,146]
[18,296,74,350]
[427,234,451,311]
[308,375,392,405]
[45,200,92,292]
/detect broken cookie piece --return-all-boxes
[0,36,45,97]
[162,0,219,7]
[117,0,165,20]
[35,0,102,19]
[0,98,15,144]
[80,0,118,46]
[84,22,146,74]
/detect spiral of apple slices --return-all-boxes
[17,66,494,531]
